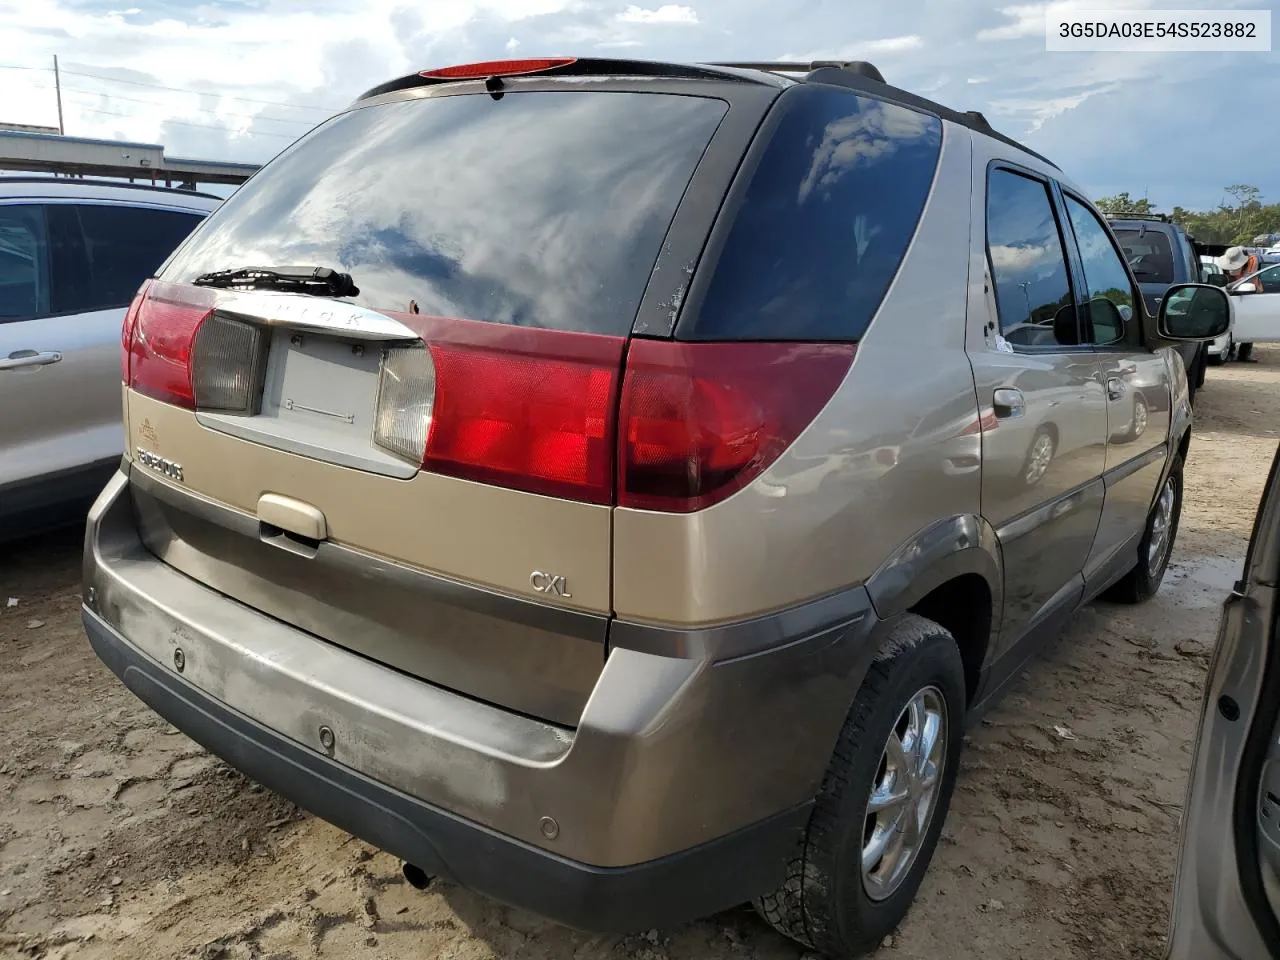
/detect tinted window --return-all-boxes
[1064,196,1134,345]
[685,84,943,341]
[48,204,203,314]
[985,170,1077,348]
[1257,264,1280,294]
[0,205,50,320]
[1113,227,1174,284]
[163,92,728,335]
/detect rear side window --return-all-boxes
[162,92,728,336]
[1062,196,1134,345]
[684,84,942,341]
[0,204,49,320]
[985,169,1077,348]
[48,204,204,314]
[1113,227,1174,284]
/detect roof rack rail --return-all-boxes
[1101,211,1171,223]
[708,60,885,82]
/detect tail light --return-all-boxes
[961,410,1000,436]
[127,283,215,408]
[618,341,855,513]
[123,282,262,411]
[374,318,625,505]
[127,283,855,515]
[120,281,151,383]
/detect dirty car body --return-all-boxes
[81,58,1229,956]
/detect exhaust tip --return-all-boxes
[402,862,433,890]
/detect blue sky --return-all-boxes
[0,0,1274,211]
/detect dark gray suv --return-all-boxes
[1108,214,1209,400]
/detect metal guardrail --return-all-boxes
[0,130,261,186]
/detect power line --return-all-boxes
[0,61,341,112]
[27,81,323,127]
[71,103,302,139]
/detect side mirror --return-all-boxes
[1206,273,1229,288]
[1232,281,1258,295]
[1158,283,1230,341]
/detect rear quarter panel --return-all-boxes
[612,122,982,626]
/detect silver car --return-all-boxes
[1170,442,1280,959]
[0,177,216,537]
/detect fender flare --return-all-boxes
[864,514,1004,643]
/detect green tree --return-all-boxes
[1096,192,1155,215]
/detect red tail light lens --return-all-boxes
[420,58,578,80]
[126,282,214,409]
[961,410,1000,436]
[618,341,855,513]
[416,318,625,504]
[120,280,151,383]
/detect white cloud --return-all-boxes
[617,4,699,24]
[785,35,924,60]
[978,0,1155,42]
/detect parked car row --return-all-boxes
[3,56,1276,960]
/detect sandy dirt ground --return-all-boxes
[2,349,1278,960]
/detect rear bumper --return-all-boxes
[83,605,809,932]
[82,466,884,931]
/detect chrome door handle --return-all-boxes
[0,350,62,370]
[1106,378,1127,401]
[993,387,1026,419]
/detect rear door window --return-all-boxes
[680,84,943,341]
[1062,196,1136,346]
[161,91,729,336]
[0,205,50,320]
[48,204,204,314]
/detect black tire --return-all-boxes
[755,615,966,958]
[1207,352,1224,367]
[1104,452,1184,604]
[1194,352,1207,389]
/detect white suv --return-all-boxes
[0,177,218,538]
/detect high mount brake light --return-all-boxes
[419,58,579,80]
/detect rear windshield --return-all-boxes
[680,83,943,341]
[1113,228,1174,284]
[161,91,728,335]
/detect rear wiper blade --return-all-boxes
[192,265,359,298]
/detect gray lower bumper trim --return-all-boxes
[84,606,811,933]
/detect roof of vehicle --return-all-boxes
[0,175,221,211]
[354,57,1059,171]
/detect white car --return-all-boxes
[1229,262,1280,346]
[1200,256,1235,364]
[0,177,218,538]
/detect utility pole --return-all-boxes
[53,55,64,135]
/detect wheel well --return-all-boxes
[1177,428,1191,464]
[910,574,992,705]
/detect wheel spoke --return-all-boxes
[862,823,895,871]
[919,712,942,773]
[868,782,911,814]
[885,730,909,773]
[918,758,940,790]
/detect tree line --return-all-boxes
[1096,185,1278,246]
